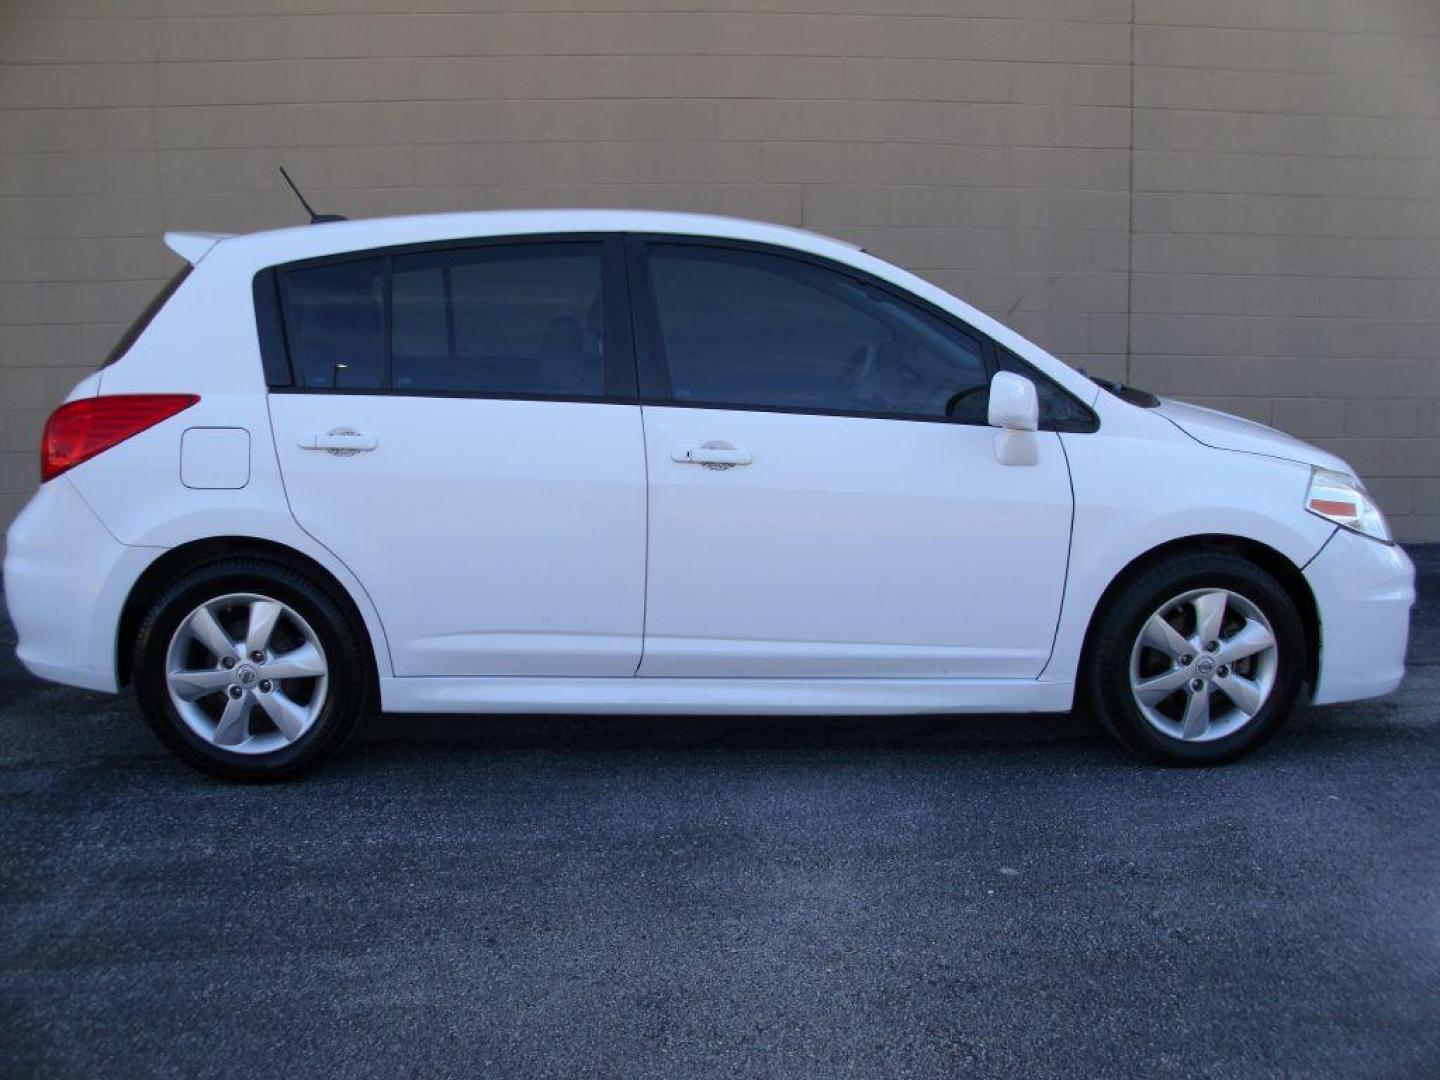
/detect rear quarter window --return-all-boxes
[279,258,388,390]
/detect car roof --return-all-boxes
[176,209,863,271]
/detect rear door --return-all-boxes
[264,235,648,677]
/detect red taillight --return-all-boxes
[40,394,199,482]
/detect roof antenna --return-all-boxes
[278,166,347,224]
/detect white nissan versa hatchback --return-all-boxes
[3,210,1415,779]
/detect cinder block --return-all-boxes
[1087,313,1129,354]
[1243,276,1322,317]
[0,16,155,64]
[842,58,1009,103]
[543,100,718,143]
[370,14,540,59]
[0,450,40,497]
[0,365,95,414]
[1391,280,1440,319]
[1390,514,1438,543]
[1364,476,1414,516]
[0,62,156,109]
[0,194,162,241]
[157,15,370,63]
[1273,398,1348,437]
[1347,398,1423,438]
[1412,478,1440,515]
[1051,23,1131,65]
[4,409,47,454]
[1050,272,1129,314]
[1382,437,1440,479]
[0,107,154,153]
[1133,273,1245,315]
[1011,62,1131,108]
[880,16,1050,63]
[0,152,157,198]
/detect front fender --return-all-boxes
[1044,427,1334,685]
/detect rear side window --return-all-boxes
[270,241,608,397]
[102,265,192,367]
[280,258,387,390]
[391,243,604,396]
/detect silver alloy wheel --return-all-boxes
[1127,587,1279,743]
[164,592,329,755]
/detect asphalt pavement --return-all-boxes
[2,551,1438,1078]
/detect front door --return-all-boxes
[628,238,1075,679]
[266,236,647,677]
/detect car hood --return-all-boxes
[1152,398,1352,474]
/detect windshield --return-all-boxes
[102,264,192,367]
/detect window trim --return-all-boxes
[254,233,638,403]
[252,267,292,387]
[626,234,1098,433]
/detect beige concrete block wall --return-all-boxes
[1,0,1438,540]
[1131,0,1440,540]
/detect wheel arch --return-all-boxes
[116,536,384,688]
[1076,534,1320,697]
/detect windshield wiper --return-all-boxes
[1079,370,1160,409]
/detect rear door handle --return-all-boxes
[671,442,752,469]
[299,429,377,454]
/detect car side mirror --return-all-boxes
[987,371,1040,466]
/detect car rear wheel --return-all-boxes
[1082,552,1307,765]
[133,558,373,780]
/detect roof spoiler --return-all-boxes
[164,231,231,265]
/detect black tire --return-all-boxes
[1080,552,1306,766]
[133,557,374,781]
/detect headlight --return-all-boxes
[1306,467,1392,544]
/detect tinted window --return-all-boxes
[281,258,386,390]
[391,244,604,396]
[996,346,1097,431]
[644,245,988,419]
[103,265,192,367]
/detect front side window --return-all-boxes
[642,245,989,420]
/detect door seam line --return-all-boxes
[634,403,651,677]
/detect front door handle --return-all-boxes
[671,441,752,469]
[299,429,377,455]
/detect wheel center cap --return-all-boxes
[234,664,258,687]
[1195,656,1216,677]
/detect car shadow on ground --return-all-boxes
[325,696,1420,778]
[357,707,1107,756]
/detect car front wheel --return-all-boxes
[1082,552,1307,765]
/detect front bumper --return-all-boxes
[1304,527,1415,705]
[3,479,158,693]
